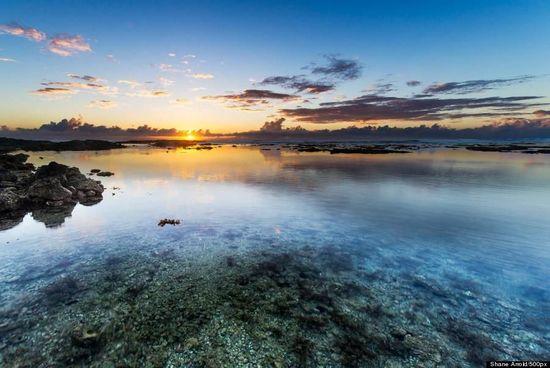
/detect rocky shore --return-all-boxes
[0,153,105,230]
[0,137,124,153]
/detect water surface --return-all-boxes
[1,145,549,367]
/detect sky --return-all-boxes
[0,0,549,136]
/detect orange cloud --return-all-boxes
[0,23,46,42]
[47,34,91,56]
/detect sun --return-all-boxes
[183,133,197,141]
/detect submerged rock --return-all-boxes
[96,171,114,177]
[158,218,181,227]
[0,154,105,230]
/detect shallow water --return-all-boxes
[1,145,549,367]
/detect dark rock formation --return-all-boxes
[0,154,105,230]
[158,219,181,227]
[96,171,114,177]
[0,137,124,153]
[463,144,550,153]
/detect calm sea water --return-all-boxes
[1,145,549,367]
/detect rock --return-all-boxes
[0,189,20,212]
[27,178,73,202]
[32,203,76,227]
[0,153,106,230]
[70,326,102,348]
[96,171,114,177]
[0,137,124,153]
[90,169,101,173]
[158,218,181,227]
[184,337,199,349]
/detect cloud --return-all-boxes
[260,75,335,94]
[31,87,76,96]
[87,100,117,109]
[230,117,550,141]
[158,63,192,73]
[309,55,362,80]
[126,89,170,98]
[407,80,421,87]
[168,52,176,57]
[259,118,286,132]
[0,117,194,140]
[39,80,118,96]
[203,89,299,109]
[533,109,550,117]
[67,74,99,82]
[106,54,117,63]
[159,77,174,87]
[280,93,546,123]
[170,98,190,106]
[0,23,46,42]
[363,82,395,95]
[0,57,16,62]
[191,73,214,79]
[118,80,141,88]
[423,76,536,95]
[3,116,550,142]
[47,34,91,56]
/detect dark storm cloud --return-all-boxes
[260,75,335,94]
[310,55,362,80]
[423,76,536,95]
[279,94,545,123]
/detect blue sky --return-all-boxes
[1,0,549,133]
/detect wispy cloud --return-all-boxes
[32,87,76,96]
[0,23,46,42]
[87,99,117,109]
[168,52,176,57]
[309,55,362,80]
[406,80,421,87]
[260,75,334,94]
[170,98,190,105]
[126,89,170,98]
[191,73,214,80]
[67,74,100,82]
[158,63,188,73]
[47,34,91,56]
[40,81,117,95]
[118,80,141,88]
[0,57,16,62]
[159,77,174,87]
[423,76,536,95]
[204,89,299,109]
[363,82,395,95]
[106,54,118,63]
